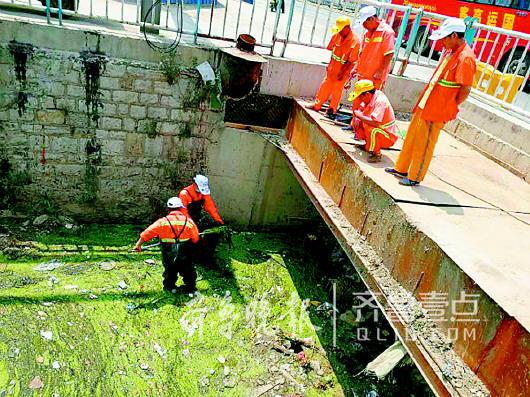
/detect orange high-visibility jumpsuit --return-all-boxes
[357,20,395,89]
[352,90,398,154]
[139,210,200,291]
[314,30,360,113]
[179,184,224,224]
[395,43,476,182]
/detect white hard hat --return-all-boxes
[429,17,466,41]
[193,174,210,195]
[167,197,184,209]
[357,6,378,25]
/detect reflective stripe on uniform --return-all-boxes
[331,52,347,64]
[160,238,190,243]
[160,220,194,228]
[369,128,389,152]
[437,79,461,88]
[381,120,395,128]
[365,36,383,43]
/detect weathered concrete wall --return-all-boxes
[0,17,313,226]
[207,128,316,227]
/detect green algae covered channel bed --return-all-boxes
[0,224,432,396]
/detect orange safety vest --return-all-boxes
[140,210,200,244]
[414,43,477,122]
[357,20,395,82]
[326,31,360,80]
[179,184,223,224]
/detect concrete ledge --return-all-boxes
[286,100,530,396]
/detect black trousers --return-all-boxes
[160,242,196,291]
[188,203,219,267]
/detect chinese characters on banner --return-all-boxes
[459,5,515,29]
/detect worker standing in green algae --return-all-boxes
[178,175,224,266]
[133,197,200,293]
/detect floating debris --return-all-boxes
[33,214,49,226]
[52,361,61,370]
[144,259,156,265]
[34,259,63,272]
[28,376,44,390]
[40,330,53,341]
[118,281,128,290]
[140,363,149,371]
[100,261,116,271]
[153,343,166,360]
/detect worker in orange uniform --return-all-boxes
[134,197,200,293]
[179,174,224,266]
[179,174,224,227]
[385,18,476,186]
[349,6,395,90]
[307,16,360,120]
[348,80,398,163]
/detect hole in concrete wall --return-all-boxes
[224,94,292,129]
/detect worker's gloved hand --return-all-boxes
[344,80,351,89]
[133,245,142,252]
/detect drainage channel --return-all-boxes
[0,217,433,396]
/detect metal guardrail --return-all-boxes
[1,0,529,120]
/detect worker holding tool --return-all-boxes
[348,79,398,163]
[179,174,224,266]
[385,18,476,186]
[347,6,395,90]
[307,16,360,120]
[179,174,224,227]
[133,197,200,293]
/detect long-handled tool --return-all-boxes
[134,226,233,252]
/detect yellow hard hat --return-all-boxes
[348,79,375,101]
[331,16,351,34]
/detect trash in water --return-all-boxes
[100,261,116,271]
[154,342,166,360]
[118,281,128,290]
[48,276,59,286]
[144,259,156,265]
[40,330,53,341]
[28,376,44,389]
[51,361,61,370]
[34,259,63,271]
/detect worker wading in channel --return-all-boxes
[178,174,224,266]
[134,197,200,293]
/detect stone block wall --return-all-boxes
[0,33,223,222]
